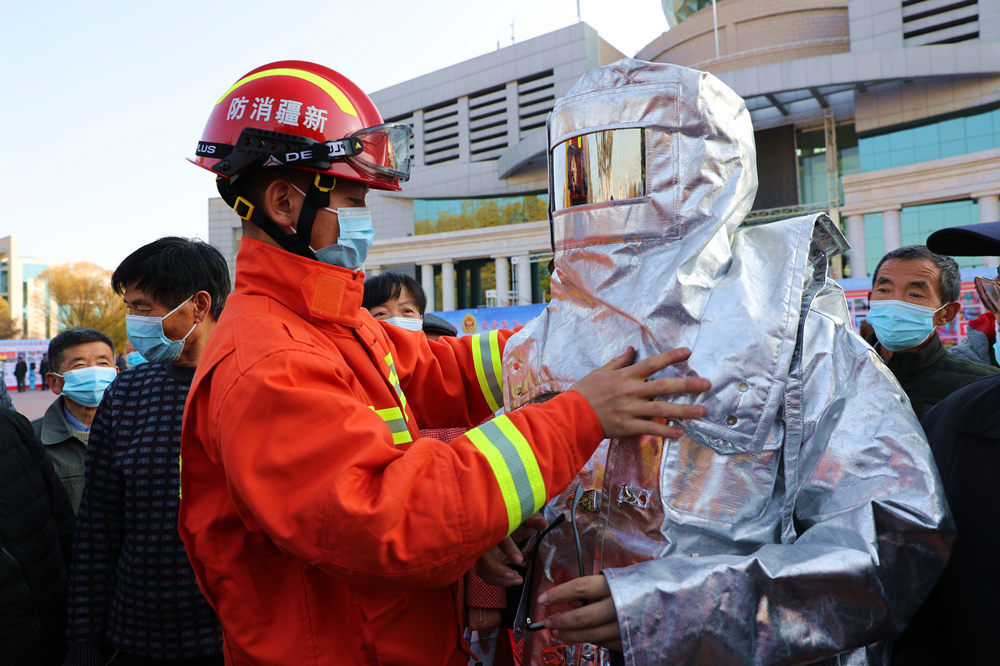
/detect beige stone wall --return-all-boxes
[855,75,1000,133]
[24,277,53,340]
[842,147,1000,216]
[638,0,849,73]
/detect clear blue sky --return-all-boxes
[0,0,668,269]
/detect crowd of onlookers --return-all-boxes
[0,55,995,666]
[1,233,995,664]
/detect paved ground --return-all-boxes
[7,387,55,420]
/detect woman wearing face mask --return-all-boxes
[362,271,509,666]
[362,271,427,331]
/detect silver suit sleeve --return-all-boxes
[604,307,954,665]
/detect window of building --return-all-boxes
[665,0,714,27]
[900,199,981,269]
[859,106,1000,172]
[414,193,548,235]
[796,124,859,205]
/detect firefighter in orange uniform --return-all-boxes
[178,61,710,665]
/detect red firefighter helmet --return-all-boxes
[192,60,410,191]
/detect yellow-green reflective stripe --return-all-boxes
[384,354,408,417]
[369,406,413,445]
[471,330,504,412]
[216,67,359,118]
[466,415,545,534]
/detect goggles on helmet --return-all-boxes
[196,122,412,184]
[550,128,646,211]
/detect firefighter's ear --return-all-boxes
[262,179,301,230]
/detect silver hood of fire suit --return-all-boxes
[502,59,953,665]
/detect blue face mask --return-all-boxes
[290,184,375,270]
[125,295,196,363]
[314,208,374,270]
[55,366,118,408]
[866,299,944,352]
[125,351,146,367]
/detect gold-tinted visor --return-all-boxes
[551,128,646,211]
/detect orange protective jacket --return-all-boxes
[179,239,604,665]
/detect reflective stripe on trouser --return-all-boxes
[465,415,545,534]
[383,353,409,418]
[471,330,504,413]
[370,405,413,445]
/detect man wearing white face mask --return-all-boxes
[33,327,117,513]
[866,245,997,418]
[63,237,229,666]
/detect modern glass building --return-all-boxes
[640,0,1000,278]
[207,1,1000,311]
[0,235,58,339]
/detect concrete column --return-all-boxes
[845,214,867,278]
[494,257,510,307]
[514,255,532,305]
[457,96,470,163]
[420,263,435,312]
[505,81,520,146]
[882,207,902,254]
[978,194,999,224]
[977,194,1000,268]
[441,261,456,311]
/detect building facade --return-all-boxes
[644,0,1000,277]
[0,235,58,339]
[207,2,1000,308]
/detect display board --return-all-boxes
[1,339,50,390]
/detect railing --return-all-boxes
[742,202,835,226]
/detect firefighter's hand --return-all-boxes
[467,607,502,652]
[569,347,709,440]
[538,574,621,650]
[474,512,547,586]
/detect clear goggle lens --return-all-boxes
[347,123,412,182]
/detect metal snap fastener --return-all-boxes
[726,414,737,425]
[737,381,749,392]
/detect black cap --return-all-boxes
[422,313,457,338]
[926,221,1000,256]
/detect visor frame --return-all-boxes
[345,122,413,183]
[550,126,648,213]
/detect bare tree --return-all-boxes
[0,297,19,339]
[41,262,127,352]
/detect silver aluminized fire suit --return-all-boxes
[503,59,953,665]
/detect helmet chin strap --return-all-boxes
[216,173,336,260]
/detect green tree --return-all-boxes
[0,298,19,339]
[41,262,127,353]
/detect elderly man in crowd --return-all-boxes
[33,328,117,513]
[889,222,1000,665]
[865,245,996,418]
